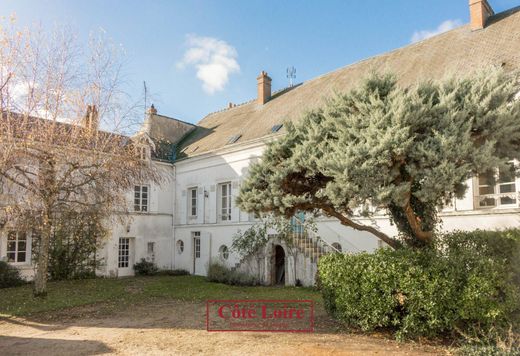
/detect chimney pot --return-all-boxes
[469,0,494,31]
[257,71,272,105]
[82,104,99,132]
[148,104,157,115]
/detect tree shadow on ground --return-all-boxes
[0,335,112,355]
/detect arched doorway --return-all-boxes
[274,245,285,285]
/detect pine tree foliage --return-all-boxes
[237,70,520,248]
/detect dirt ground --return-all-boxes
[0,300,449,356]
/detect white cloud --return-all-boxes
[177,34,240,94]
[411,19,462,43]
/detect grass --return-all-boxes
[0,275,322,317]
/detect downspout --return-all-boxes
[171,164,176,270]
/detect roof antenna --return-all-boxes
[143,80,148,118]
[286,66,296,87]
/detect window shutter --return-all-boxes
[197,187,204,224]
[209,185,217,223]
[231,180,240,222]
[180,189,187,224]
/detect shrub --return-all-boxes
[207,262,259,286]
[156,269,190,276]
[0,261,25,288]
[134,258,159,276]
[318,229,520,345]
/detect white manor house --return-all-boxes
[2,0,520,286]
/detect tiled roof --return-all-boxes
[176,6,520,160]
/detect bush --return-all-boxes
[0,261,25,288]
[134,258,159,276]
[318,229,520,345]
[156,269,190,276]
[207,262,259,286]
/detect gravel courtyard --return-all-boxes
[0,299,447,355]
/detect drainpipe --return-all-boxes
[171,164,176,270]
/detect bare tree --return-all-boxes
[0,19,164,296]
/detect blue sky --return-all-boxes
[1,0,518,124]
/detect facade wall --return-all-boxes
[0,161,175,280]
[3,139,520,283]
[171,142,520,286]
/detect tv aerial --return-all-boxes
[286,66,296,87]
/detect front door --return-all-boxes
[118,237,135,277]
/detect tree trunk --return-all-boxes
[33,207,52,297]
[403,202,434,244]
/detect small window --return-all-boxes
[219,182,232,221]
[147,242,155,254]
[331,242,342,253]
[219,245,229,260]
[271,124,283,133]
[176,240,184,254]
[134,185,149,212]
[137,146,148,160]
[227,134,242,145]
[7,231,27,263]
[188,187,198,217]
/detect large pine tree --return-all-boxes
[237,70,520,248]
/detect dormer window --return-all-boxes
[227,135,242,145]
[271,124,283,133]
[137,145,149,160]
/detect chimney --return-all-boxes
[82,105,99,131]
[147,103,157,115]
[257,71,272,105]
[469,0,494,31]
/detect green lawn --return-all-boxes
[0,276,322,317]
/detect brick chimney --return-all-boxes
[469,0,494,31]
[82,104,99,131]
[257,71,272,105]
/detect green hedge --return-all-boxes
[0,261,25,288]
[318,229,520,344]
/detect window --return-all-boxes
[271,124,283,133]
[147,242,155,254]
[227,134,242,145]
[137,146,148,160]
[331,242,342,253]
[219,245,229,260]
[219,182,232,221]
[477,164,517,208]
[118,237,130,268]
[188,187,198,217]
[176,240,184,254]
[290,212,305,234]
[192,232,201,258]
[134,185,149,212]
[7,231,27,263]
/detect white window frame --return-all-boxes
[476,163,518,209]
[219,245,229,260]
[134,185,149,213]
[118,237,130,268]
[6,231,28,264]
[188,187,198,218]
[218,182,232,221]
[136,145,149,161]
[192,231,201,258]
